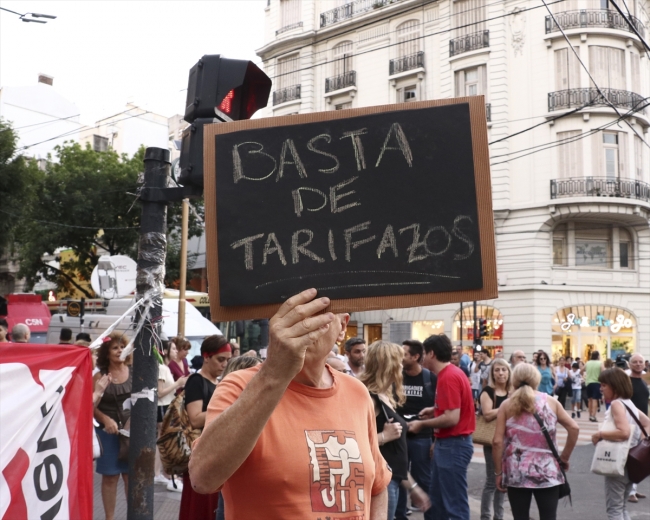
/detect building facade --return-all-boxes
[257,0,650,361]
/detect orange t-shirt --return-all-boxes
[202,364,392,519]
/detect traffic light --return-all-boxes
[473,344,483,355]
[479,318,488,338]
[179,55,272,190]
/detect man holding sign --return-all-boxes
[189,289,391,519]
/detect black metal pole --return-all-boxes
[128,147,170,520]
[473,301,478,346]
[459,302,463,349]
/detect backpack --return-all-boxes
[156,374,207,475]
[422,368,435,405]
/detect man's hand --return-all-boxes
[409,486,431,512]
[407,420,424,434]
[418,407,435,419]
[265,289,335,380]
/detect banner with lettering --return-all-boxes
[0,344,93,520]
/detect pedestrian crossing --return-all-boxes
[471,409,604,464]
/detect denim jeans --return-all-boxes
[396,437,433,520]
[388,478,401,520]
[480,445,505,520]
[216,491,224,520]
[429,435,474,520]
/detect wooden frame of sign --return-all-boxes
[204,97,497,321]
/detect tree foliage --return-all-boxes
[0,119,43,255]
[16,142,203,297]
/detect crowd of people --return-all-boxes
[3,296,649,520]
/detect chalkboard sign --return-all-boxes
[204,98,496,320]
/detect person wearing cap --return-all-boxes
[59,327,73,344]
[189,289,391,519]
[180,335,232,520]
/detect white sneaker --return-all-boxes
[154,475,169,485]
[167,478,183,492]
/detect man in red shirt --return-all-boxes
[408,334,475,520]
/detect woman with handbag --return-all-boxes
[180,335,232,520]
[479,358,511,520]
[554,356,571,409]
[591,368,650,520]
[492,363,579,520]
[93,332,132,520]
[359,341,431,520]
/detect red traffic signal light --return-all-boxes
[184,55,272,123]
[479,318,488,338]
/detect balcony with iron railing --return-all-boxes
[276,21,303,36]
[320,0,401,28]
[545,9,645,39]
[273,85,301,106]
[325,71,357,93]
[548,88,646,114]
[389,51,424,76]
[449,30,489,57]
[550,177,650,203]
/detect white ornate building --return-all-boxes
[257,0,650,361]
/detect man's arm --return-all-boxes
[189,289,334,494]
[369,488,388,520]
[408,408,460,433]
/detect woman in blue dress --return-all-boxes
[535,350,556,396]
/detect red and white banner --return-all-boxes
[0,344,93,520]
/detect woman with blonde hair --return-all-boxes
[492,363,579,520]
[479,358,512,520]
[359,341,430,519]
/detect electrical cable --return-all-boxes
[0,208,139,231]
[489,99,650,166]
[541,0,649,151]
[13,114,82,130]
[266,0,566,81]
[17,109,151,152]
[608,0,650,57]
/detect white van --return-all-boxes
[47,298,221,360]
[104,298,221,360]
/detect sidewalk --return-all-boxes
[93,474,182,520]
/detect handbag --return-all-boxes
[532,412,571,502]
[114,393,130,463]
[621,402,650,484]
[591,401,632,477]
[473,388,497,446]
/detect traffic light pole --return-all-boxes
[127,147,170,520]
[473,301,478,345]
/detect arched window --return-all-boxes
[333,41,353,76]
[396,20,420,58]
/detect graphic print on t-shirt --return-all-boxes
[305,430,365,513]
[403,384,423,397]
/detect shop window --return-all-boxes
[552,222,634,270]
[552,305,635,362]
[364,324,382,344]
[452,305,503,353]
[412,320,445,342]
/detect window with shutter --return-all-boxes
[618,132,628,179]
[634,136,643,180]
[554,47,580,91]
[631,52,641,93]
[280,0,301,28]
[454,66,487,97]
[396,20,420,58]
[603,132,619,179]
[453,0,486,37]
[589,46,625,90]
[333,41,353,76]
[557,131,583,178]
[277,55,299,90]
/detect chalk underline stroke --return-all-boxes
[255,270,460,290]
[314,282,431,291]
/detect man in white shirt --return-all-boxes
[343,337,366,377]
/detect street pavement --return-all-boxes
[94,409,650,520]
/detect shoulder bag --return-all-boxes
[113,393,130,463]
[590,401,631,477]
[621,402,650,484]
[474,388,497,446]
[533,412,571,502]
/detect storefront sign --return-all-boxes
[561,313,633,333]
